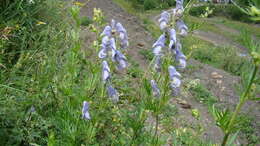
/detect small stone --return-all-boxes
[211,72,223,79]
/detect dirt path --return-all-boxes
[81,0,153,69]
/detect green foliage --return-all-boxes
[144,0,157,10]
[123,0,177,11]
[192,45,249,76]
[189,82,217,106]
[189,4,253,23]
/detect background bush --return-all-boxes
[189,4,253,23]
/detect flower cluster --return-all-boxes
[151,0,188,97]
[99,19,129,103]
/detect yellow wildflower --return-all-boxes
[36,21,47,25]
[73,1,85,7]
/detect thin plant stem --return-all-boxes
[221,65,258,146]
[153,113,159,144]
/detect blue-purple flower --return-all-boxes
[101,26,112,37]
[107,85,119,103]
[159,11,170,30]
[102,60,110,83]
[152,34,166,56]
[176,20,188,36]
[114,50,128,70]
[82,101,91,120]
[168,28,177,51]
[116,22,129,49]
[175,47,187,69]
[150,80,160,98]
[168,66,181,96]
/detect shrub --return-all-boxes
[144,0,158,10]
[189,4,252,23]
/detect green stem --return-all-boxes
[153,114,159,144]
[221,65,257,146]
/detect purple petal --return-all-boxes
[98,47,108,59]
[114,50,128,70]
[101,26,112,37]
[102,61,110,82]
[168,29,177,50]
[158,11,170,23]
[107,85,119,103]
[153,46,162,56]
[101,36,110,46]
[152,34,166,48]
[151,80,160,97]
[160,21,167,30]
[168,66,181,81]
[119,32,129,49]
[176,20,188,36]
[116,22,126,33]
[176,48,187,69]
[82,101,91,120]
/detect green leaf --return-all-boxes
[251,97,260,101]
[226,131,239,146]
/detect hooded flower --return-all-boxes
[114,50,128,70]
[176,0,184,8]
[116,22,129,49]
[101,25,112,37]
[168,28,177,51]
[159,11,170,30]
[82,101,91,120]
[152,34,166,56]
[98,45,108,59]
[98,36,111,59]
[102,61,110,83]
[107,85,119,103]
[176,48,187,69]
[176,20,188,36]
[168,66,181,96]
[150,80,160,98]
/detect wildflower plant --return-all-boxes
[151,0,188,98]
[213,31,260,146]
[98,19,129,103]
[142,0,190,143]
